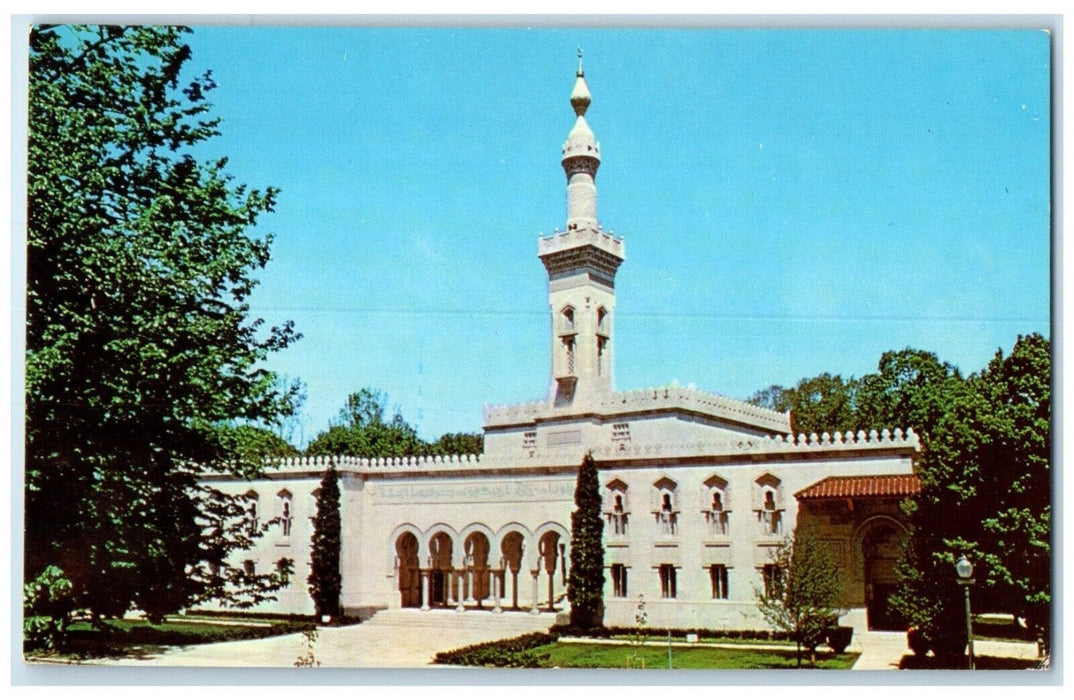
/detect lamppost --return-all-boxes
[956,554,975,670]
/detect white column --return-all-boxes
[492,571,502,613]
[530,570,540,615]
[455,571,466,612]
[420,570,430,611]
[465,565,476,605]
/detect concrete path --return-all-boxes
[850,630,1042,670]
[850,631,912,670]
[64,612,1045,670]
[96,609,557,668]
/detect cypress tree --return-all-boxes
[308,464,342,620]
[568,452,605,630]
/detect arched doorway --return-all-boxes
[463,532,491,607]
[395,532,421,608]
[538,531,562,612]
[861,521,907,630]
[501,531,525,610]
[428,532,454,608]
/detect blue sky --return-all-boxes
[179,27,1050,446]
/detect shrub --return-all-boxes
[551,625,794,643]
[434,632,558,667]
[907,626,929,656]
[826,626,853,653]
[23,566,76,651]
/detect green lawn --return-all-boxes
[27,615,316,661]
[528,642,859,670]
[607,634,797,647]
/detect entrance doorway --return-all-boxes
[395,532,421,608]
[862,522,906,630]
[538,531,562,611]
[428,532,454,607]
[500,531,524,610]
[464,532,491,606]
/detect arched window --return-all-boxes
[561,305,575,332]
[556,306,577,379]
[244,490,259,535]
[596,307,609,377]
[277,489,293,537]
[754,474,784,537]
[604,478,629,536]
[702,475,730,536]
[652,477,678,536]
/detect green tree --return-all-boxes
[306,388,424,457]
[748,351,968,444]
[854,349,967,451]
[567,452,605,630]
[893,334,1051,656]
[426,432,484,456]
[25,24,299,630]
[217,424,301,466]
[308,464,342,620]
[756,530,842,667]
[748,373,858,436]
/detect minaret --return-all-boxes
[538,53,625,408]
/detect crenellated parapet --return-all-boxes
[483,399,547,427]
[231,426,917,480]
[588,426,920,461]
[267,453,484,472]
[599,384,790,433]
[483,383,792,433]
[538,226,624,262]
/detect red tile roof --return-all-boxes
[795,474,921,500]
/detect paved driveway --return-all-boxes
[98,610,556,668]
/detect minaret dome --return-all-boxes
[562,50,601,230]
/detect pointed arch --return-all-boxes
[423,523,461,568]
[494,522,534,552]
[754,472,785,537]
[459,522,497,545]
[243,490,259,534]
[276,489,294,536]
[702,473,731,536]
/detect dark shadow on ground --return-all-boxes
[898,654,1044,670]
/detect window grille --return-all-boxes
[611,564,628,597]
[710,565,729,599]
[659,564,677,599]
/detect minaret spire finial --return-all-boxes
[577,48,584,76]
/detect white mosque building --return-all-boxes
[204,59,921,632]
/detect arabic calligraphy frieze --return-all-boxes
[370,477,575,505]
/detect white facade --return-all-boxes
[204,60,919,630]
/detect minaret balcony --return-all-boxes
[538,226,624,260]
